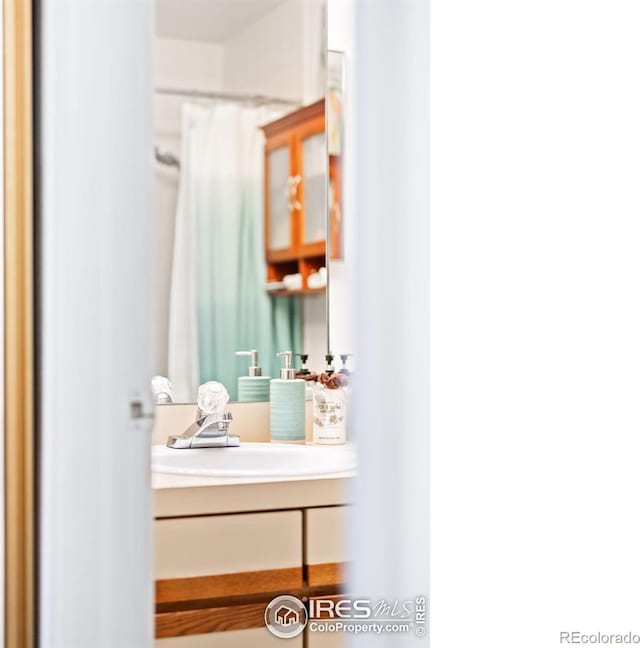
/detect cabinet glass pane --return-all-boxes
[302,132,327,244]
[268,146,291,250]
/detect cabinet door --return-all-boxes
[155,511,303,604]
[305,506,350,586]
[297,114,327,256]
[265,137,294,258]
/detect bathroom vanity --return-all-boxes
[152,404,353,647]
[153,462,352,647]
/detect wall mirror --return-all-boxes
[151,0,330,402]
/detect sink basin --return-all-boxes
[151,442,357,478]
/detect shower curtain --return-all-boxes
[168,103,302,401]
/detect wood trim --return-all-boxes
[156,602,268,638]
[264,129,290,153]
[3,0,36,646]
[266,248,301,264]
[266,287,325,298]
[156,585,346,638]
[290,129,301,257]
[299,241,325,259]
[156,566,303,605]
[263,132,295,258]
[307,562,349,587]
[295,112,326,256]
[261,99,324,139]
[329,154,342,259]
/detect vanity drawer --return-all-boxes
[305,506,350,586]
[155,511,303,603]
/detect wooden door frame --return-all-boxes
[4,0,36,646]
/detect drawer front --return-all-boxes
[305,507,350,586]
[156,627,302,648]
[155,511,302,603]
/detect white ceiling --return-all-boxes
[156,0,289,43]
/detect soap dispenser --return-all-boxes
[270,351,306,443]
[313,353,348,445]
[295,353,311,377]
[235,350,271,402]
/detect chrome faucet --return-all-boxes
[166,381,240,449]
[166,411,238,449]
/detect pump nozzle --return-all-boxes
[276,351,297,380]
[339,353,353,375]
[295,353,310,375]
[325,353,335,375]
[235,350,262,377]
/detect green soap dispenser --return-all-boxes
[235,350,271,402]
[270,351,306,443]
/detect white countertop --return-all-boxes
[152,444,356,518]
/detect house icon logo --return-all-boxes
[265,595,308,638]
[275,605,299,626]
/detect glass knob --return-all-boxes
[197,381,229,418]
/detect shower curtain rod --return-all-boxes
[155,86,300,107]
[154,89,300,168]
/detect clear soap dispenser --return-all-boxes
[270,351,306,443]
[235,350,271,402]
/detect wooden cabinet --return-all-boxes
[262,100,330,294]
[155,505,349,646]
[155,511,303,605]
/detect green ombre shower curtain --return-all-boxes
[168,103,301,401]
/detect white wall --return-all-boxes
[223,0,305,102]
[302,0,328,104]
[222,0,325,104]
[153,37,224,150]
[303,294,327,370]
